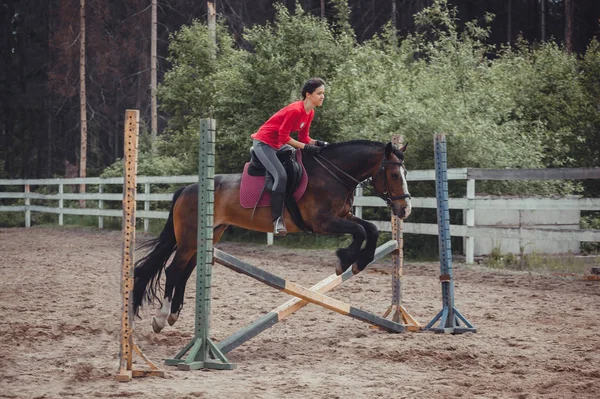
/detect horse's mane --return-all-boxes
[323,139,404,160]
[326,139,381,148]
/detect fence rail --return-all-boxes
[1,167,599,263]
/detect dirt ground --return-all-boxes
[1,227,599,399]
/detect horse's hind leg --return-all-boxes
[152,247,194,333]
[168,225,228,326]
[167,254,196,326]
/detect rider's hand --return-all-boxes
[303,144,322,156]
[315,140,328,147]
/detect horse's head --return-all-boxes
[371,142,412,220]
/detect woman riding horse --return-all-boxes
[251,77,328,236]
[133,86,412,333]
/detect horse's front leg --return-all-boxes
[152,248,194,333]
[318,217,367,275]
[349,216,379,274]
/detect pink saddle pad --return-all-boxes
[239,150,308,208]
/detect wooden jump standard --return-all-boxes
[116,110,165,381]
[378,134,421,332]
[214,248,406,334]
[216,239,399,354]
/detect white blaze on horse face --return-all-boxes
[400,166,412,218]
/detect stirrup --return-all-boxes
[273,217,287,236]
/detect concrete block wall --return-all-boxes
[467,200,581,255]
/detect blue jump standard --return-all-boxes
[426,134,476,334]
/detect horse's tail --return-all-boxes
[132,186,186,316]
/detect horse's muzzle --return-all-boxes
[393,202,411,220]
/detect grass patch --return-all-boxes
[484,245,599,274]
[0,212,25,227]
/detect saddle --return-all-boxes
[240,147,311,232]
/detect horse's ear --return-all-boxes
[385,142,394,156]
[400,142,408,153]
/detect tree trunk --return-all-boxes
[79,0,87,206]
[151,0,158,153]
[540,0,546,42]
[46,2,53,177]
[391,0,397,35]
[507,0,512,44]
[208,1,216,59]
[321,0,325,19]
[565,0,573,53]
[47,116,52,177]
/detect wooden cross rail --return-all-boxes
[213,246,406,334]
[216,240,400,354]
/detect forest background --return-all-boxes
[1,0,599,198]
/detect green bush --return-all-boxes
[150,0,597,197]
[93,0,600,257]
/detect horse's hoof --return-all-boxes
[167,312,179,326]
[336,248,354,274]
[152,317,164,333]
[355,255,373,273]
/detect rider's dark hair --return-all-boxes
[301,78,326,99]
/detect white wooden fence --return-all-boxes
[1,167,599,263]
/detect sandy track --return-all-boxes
[1,227,599,398]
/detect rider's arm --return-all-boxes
[286,137,311,149]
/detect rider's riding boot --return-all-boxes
[271,191,287,236]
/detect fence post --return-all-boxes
[144,182,150,233]
[354,186,363,218]
[58,184,64,226]
[24,184,31,228]
[465,178,475,264]
[98,184,104,229]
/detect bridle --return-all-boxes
[373,159,412,204]
[313,153,411,207]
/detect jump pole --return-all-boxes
[116,110,165,381]
[376,134,421,332]
[214,249,406,333]
[425,134,476,334]
[165,118,236,371]
[216,239,399,354]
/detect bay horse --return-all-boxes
[133,140,411,333]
